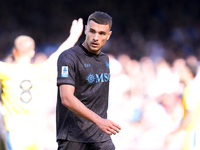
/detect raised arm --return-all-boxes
[59,84,121,135]
[49,18,83,60]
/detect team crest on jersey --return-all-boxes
[61,66,68,77]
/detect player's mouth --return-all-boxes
[91,42,98,48]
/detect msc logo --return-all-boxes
[86,73,95,84]
[86,73,110,84]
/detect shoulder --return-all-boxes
[0,61,6,65]
[57,45,83,66]
[59,45,82,59]
[184,80,199,97]
[187,80,198,91]
[100,51,108,57]
[0,61,7,71]
[99,52,109,60]
[0,61,16,79]
[0,61,12,69]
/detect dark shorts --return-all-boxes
[57,139,115,150]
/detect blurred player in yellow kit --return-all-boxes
[165,56,200,150]
[0,18,83,150]
[182,80,200,150]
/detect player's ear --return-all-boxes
[30,49,35,58]
[84,25,87,34]
[12,48,18,56]
[107,31,112,40]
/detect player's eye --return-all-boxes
[99,32,106,35]
[90,29,95,33]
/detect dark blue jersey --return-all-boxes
[56,44,111,142]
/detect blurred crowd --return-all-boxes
[107,54,190,150]
[3,51,199,150]
[2,52,198,150]
[1,0,200,150]
[1,0,200,62]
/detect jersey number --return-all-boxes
[20,80,32,103]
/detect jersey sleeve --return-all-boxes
[57,50,76,87]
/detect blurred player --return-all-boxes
[165,56,200,150]
[0,18,83,150]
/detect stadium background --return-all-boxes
[1,0,200,150]
[1,0,200,62]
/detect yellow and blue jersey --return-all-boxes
[0,59,56,131]
[182,80,200,150]
[182,80,200,131]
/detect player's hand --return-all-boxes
[96,118,121,135]
[70,18,83,39]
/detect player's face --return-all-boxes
[84,20,112,55]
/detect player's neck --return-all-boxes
[82,42,101,55]
[14,56,32,65]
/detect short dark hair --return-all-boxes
[185,55,198,77]
[87,11,112,29]
[186,62,198,77]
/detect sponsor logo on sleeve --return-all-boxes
[61,66,68,77]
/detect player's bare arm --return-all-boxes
[59,84,121,135]
[49,18,83,60]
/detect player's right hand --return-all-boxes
[70,18,83,39]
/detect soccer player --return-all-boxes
[56,11,121,150]
[0,18,83,150]
[165,56,200,150]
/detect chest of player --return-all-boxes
[75,55,110,85]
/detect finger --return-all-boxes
[105,129,112,135]
[107,129,116,135]
[77,18,83,25]
[109,125,120,135]
[111,126,120,133]
[72,19,78,26]
[112,123,121,130]
[77,18,83,31]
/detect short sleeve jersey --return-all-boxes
[0,59,57,131]
[56,44,111,142]
[182,80,200,130]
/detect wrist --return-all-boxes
[69,32,81,40]
[92,114,102,125]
